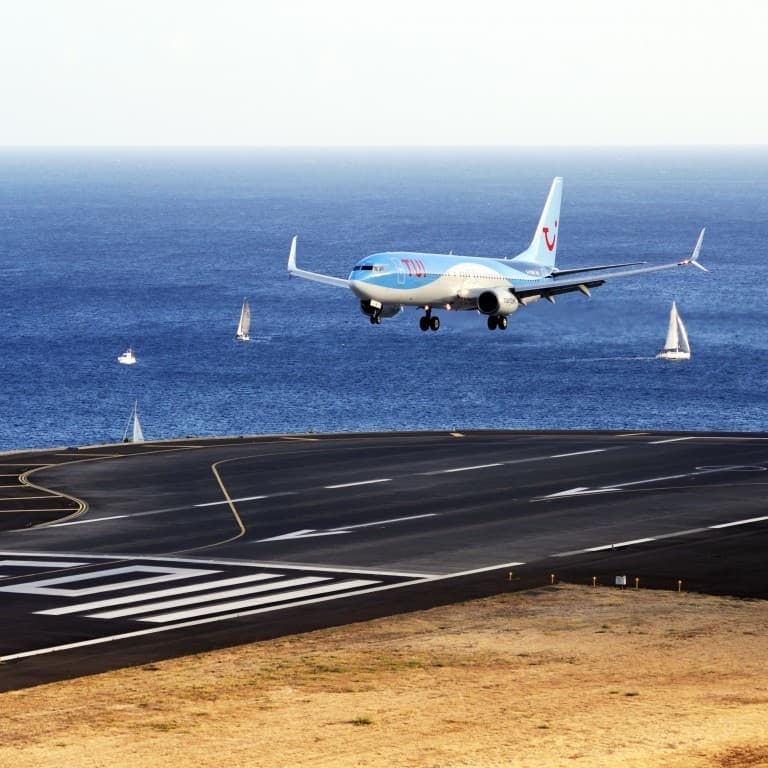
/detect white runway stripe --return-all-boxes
[324,478,392,489]
[0,559,88,569]
[709,516,768,529]
[0,565,216,596]
[38,572,284,616]
[140,578,379,623]
[89,576,332,619]
[549,449,607,459]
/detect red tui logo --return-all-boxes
[542,220,558,252]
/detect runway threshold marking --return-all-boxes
[0,557,522,663]
[0,555,427,662]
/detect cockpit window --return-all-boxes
[353,264,374,271]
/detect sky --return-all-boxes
[1,0,766,146]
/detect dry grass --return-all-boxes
[1,583,768,767]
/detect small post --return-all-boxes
[592,576,597,587]
[634,577,640,590]
[550,573,556,585]
[508,571,514,582]
[677,579,683,593]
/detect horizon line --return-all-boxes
[1,143,767,151]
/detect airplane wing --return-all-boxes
[516,229,708,301]
[287,236,350,288]
[550,260,646,277]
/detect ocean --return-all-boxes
[1,147,766,451]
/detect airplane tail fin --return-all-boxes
[511,177,563,270]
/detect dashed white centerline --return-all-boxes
[324,479,392,489]
[548,449,607,459]
[648,437,694,445]
[709,516,768,529]
[195,495,270,508]
[422,463,504,476]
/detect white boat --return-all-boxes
[236,297,251,341]
[117,347,137,365]
[657,301,691,361]
[122,400,145,443]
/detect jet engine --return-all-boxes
[477,288,519,316]
[359,299,403,319]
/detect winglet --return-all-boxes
[285,236,351,289]
[681,228,709,272]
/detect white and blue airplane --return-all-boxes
[287,177,707,331]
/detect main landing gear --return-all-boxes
[419,308,440,332]
[487,315,508,331]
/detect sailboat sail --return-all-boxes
[677,311,690,355]
[132,403,144,443]
[663,302,680,350]
[236,298,251,341]
[657,301,691,360]
[122,401,145,443]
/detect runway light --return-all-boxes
[550,573,556,585]
[635,577,640,590]
[677,579,683,593]
[508,570,514,582]
[592,576,597,587]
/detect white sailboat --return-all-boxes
[236,298,251,341]
[657,301,691,361]
[118,347,137,365]
[122,401,145,443]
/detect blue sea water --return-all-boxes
[0,147,766,451]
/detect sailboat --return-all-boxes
[122,401,145,443]
[117,347,137,365]
[657,301,691,361]
[236,297,251,341]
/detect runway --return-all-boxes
[1,430,767,690]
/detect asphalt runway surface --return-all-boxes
[1,430,767,690]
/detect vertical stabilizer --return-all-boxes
[511,177,563,270]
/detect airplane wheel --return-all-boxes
[419,316,429,332]
[430,316,440,332]
[497,316,508,330]
[487,316,498,330]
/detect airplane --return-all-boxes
[287,177,708,331]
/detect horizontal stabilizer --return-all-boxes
[685,228,709,272]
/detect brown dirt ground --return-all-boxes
[1,583,767,768]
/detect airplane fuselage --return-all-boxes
[348,252,550,308]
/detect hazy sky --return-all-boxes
[1,0,766,146]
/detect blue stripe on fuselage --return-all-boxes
[348,252,551,293]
